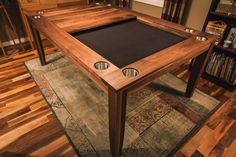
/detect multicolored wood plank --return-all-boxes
[0,48,78,157]
[0,48,235,157]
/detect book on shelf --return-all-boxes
[205,52,236,85]
[202,0,236,89]
[226,27,236,49]
[216,0,236,16]
[230,65,236,84]
[220,57,229,78]
[205,21,227,44]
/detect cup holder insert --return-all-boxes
[196,36,208,41]
[185,28,195,33]
[94,61,109,70]
[122,68,139,77]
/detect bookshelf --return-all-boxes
[202,0,236,91]
[209,11,236,21]
[215,45,236,55]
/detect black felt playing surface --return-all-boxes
[73,20,185,68]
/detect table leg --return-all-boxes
[108,87,127,157]
[185,45,213,97]
[30,24,46,65]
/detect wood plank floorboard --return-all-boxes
[0,48,78,157]
[0,48,235,157]
[172,64,236,157]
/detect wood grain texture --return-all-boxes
[0,40,7,56]
[185,45,213,97]
[30,25,46,65]
[25,4,218,157]
[172,63,236,157]
[0,48,235,156]
[0,48,78,157]
[108,88,127,157]
[25,4,217,93]
[18,0,88,50]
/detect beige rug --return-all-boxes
[25,52,221,157]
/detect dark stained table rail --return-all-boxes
[26,4,217,157]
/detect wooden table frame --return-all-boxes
[26,4,216,157]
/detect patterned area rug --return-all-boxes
[25,53,221,157]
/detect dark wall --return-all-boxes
[0,0,26,42]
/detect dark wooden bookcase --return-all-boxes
[202,0,236,91]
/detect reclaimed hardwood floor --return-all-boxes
[0,48,235,157]
[0,48,78,157]
[172,64,236,157]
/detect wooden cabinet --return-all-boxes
[18,0,88,49]
[58,0,82,4]
[19,0,58,11]
[40,0,58,4]
[19,0,87,10]
[20,0,39,5]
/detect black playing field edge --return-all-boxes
[72,19,185,68]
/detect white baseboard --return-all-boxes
[2,37,28,47]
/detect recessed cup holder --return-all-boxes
[33,15,41,19]
[184,28,190,32]
[37,10,44,15]
[196,36,201,40]
[189,29,195,33]
[94,61,109,70]
[185,28,195,33]
[196,36,208,41]
[201,37,208,41]
[122,68,139,77]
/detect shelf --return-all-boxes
[210,11,236,20]
[203,73,235,91]
[200,0,236,91]
[214,45,236,56]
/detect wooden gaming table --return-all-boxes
[26,4,217,157]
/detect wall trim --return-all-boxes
[2,37,28,47]
[134,0,164,7]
